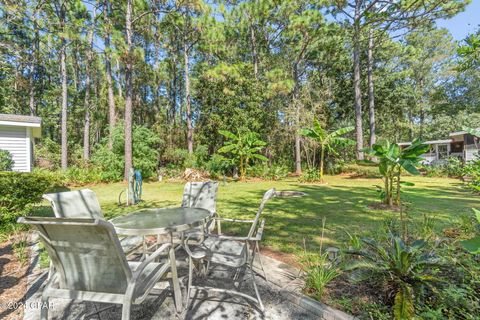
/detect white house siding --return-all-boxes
[465,145,479,162]
[0,125,29,172]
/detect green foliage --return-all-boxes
[218,129,268,180]
[457,29,480,71]
[299,167,321,182]
[0,149,14,171]
[300,119,355,182]
[346,236,443,320]
[364,139,429,206]
[91,123,160,180]
[301,252,340,300]
[460,208,480,254]
[423,157,464,178]
[35,137,61,170]
[0,171,59,224]
[247,164,289,181]
[463,157,480,192]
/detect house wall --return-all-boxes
[0,125,31,172]
[465,144,479,161]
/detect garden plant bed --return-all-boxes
[0,238,29,320]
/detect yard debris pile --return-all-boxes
[181,168,210,181]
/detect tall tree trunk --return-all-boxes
[353,1,364,160]
[250,23,258,80]
[83,14,95,161]
[367,29,376,147]
[124,0,133,179]
[419,78,425,139]
[184,32,193,154]
[29,63,35,116]
[293,64,302,175]
[104,0,116,150]
[60,4,68,170]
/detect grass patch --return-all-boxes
[58,175,480,255]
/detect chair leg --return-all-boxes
[168,246,183,312]
[255,242,268,282]
[250,265,265,312]
[186,256,194,310]
[121,301,131,320]
[40,296,49,320]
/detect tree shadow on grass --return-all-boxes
[216,181,480,254]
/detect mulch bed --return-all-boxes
[0,237,30,320]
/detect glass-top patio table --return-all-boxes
[110,207,211,312]
[111,207,211,236]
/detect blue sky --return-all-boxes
[437,0,479,41]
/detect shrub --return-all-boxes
[91,123,161,180]
[205,154,232,178]
[299,168,321,182]
[423,156,464,178]
[63,166,104,185]
[91,145,124,181]
[463,157,480,192]
[35,137,61,169]
[0,171,59,224]
[345,236,443,320]
[0,149,14,171]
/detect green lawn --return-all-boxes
[55,175,480,255]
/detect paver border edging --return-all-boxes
[257,253,356,320]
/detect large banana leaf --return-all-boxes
[219,129,238,140]
[394,286,414,320]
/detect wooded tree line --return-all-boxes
[0,0,477,179]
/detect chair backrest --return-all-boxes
[43,189,103,219]
[18,217,131,294]
[247,188,277,238]
[181,181,219,215]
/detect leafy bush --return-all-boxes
[91,123,160,180]
[299,168,321,182]
[0,149,14,171]
[345,236,443,320]
[247,163,288,180]
[204,154,232,178]
[35,137,61,169]
[463,157,480,192]
[91,145,124,181]
[424,156,464,178]
[0,171,59,224]
[63,166,104,185]
[302,252,340,300]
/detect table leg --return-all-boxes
[169,244,183,312]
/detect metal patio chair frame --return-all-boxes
[182,189,306,311]
[18,217,177,320]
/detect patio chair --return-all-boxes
[43,189,102,219]
[182,188,306,311]
[43,189,142,255]
[18,217,178,320]
[181,181,219,233]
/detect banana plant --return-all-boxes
[363,139,429,207]
[300,119,354,183]
[218,129,268,180]
[345,236,443,320]
[460,208,480,254]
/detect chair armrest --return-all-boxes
[215,218,255,223]
[252,219,266,241]
[131,243,171,278]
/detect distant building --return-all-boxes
[0,114,42,172]
[399,130,479,164]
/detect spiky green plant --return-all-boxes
[345,236,443,320]
[300,119,354,183]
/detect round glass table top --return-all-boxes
[110,207,211,236]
